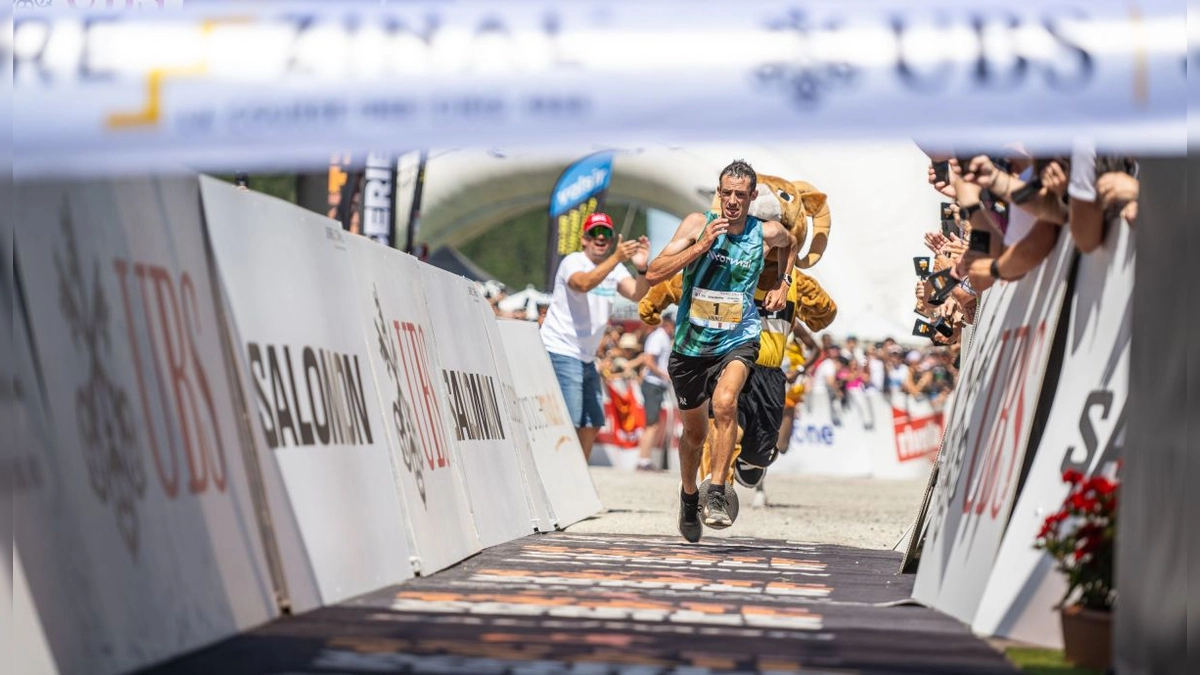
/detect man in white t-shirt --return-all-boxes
[634,309,675,470]
[541,212,650,460]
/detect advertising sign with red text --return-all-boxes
[912,234,1074,624]
[416,265,540,546]
[200,177,420,606]
[973,224,1134,647]
[14,178,278,675]
[341,237,482,573]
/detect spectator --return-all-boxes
[540,213,650,461]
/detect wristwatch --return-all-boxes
[989,258,1002,280]
[959,202,983,220]
[781,273,794,286]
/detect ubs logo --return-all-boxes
[55,204,146,555]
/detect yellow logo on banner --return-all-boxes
[105,17,250,130]
[557,197,598,255]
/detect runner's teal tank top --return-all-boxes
[673,211,765,357]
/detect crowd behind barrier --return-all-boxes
[9,176,600,675]
[910,141,1138,653]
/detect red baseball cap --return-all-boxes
[582,212,614,237]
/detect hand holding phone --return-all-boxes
[932,317,954,338]
[932,161,950,184]
[927,268,959,305]
[1010,177,1043,205]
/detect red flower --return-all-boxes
[1090,477,1117,495]
[1035,468,1121,611]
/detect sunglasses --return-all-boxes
[586,226,614,240]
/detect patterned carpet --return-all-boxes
[143,532,1018,675]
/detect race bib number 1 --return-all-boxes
[689,287,742,330]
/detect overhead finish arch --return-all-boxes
[416,148,720,249]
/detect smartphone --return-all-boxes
[940,202,955,221]
[941,218,960,238]
[932,317,954,338]
[932,161,950,184]
[912,319,934,339]
[969,229,992,254]
[913,256,931,279]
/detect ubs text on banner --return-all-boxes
[14,178,278,675]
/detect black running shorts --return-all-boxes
[667,342,759,412]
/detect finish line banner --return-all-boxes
[9,0,1187,177]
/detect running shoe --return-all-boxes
[703,489,733,529]
[678,490,702,543]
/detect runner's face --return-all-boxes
[717,176,756,223]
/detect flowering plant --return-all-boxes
[1034,469,1118,611]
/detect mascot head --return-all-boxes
[710,173,831,287]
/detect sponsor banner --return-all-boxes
[471,296,557,532]
[496,320,603,528]
[340,236,482,575]
[9,246,67,675]
[545,151,614,288]
[973,223,1134,647]
[13,178,278,674]
[912,233,1075,623]
[773,388,935,479]
[11,1,1186,177]
[199,176,418,604]
[360,152,396,247]
[416,264,537,546]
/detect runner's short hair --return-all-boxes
[719,159,757,191]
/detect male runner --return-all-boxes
[645,159,797,542]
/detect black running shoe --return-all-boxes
[678,490,702,543]
[704,489,733,529]
[734,459,766,488]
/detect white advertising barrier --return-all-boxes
[496,320,603,528]
[467,283,557,532]
[774,388,938,479]
[9,255,63,675]
[14,178,278,674]
[775,387,873,477]
[912,233,1075,624]
[973,223,1134,647]
[341,236,483,575]
[10,1,1186,177]
[415,264,537,547]
[199,177,417,606]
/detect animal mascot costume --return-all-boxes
[639,175,837,518]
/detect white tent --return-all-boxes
[497,284,552,321]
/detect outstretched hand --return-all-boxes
[612,234,643,263]
[629,235,651,270]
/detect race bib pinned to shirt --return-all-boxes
[689,287,742,330]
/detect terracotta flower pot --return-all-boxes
[1060,604,1112,671]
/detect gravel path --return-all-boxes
[566,466,929,551]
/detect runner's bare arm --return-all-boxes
[762,220,797,312]
[645,213,725,285]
